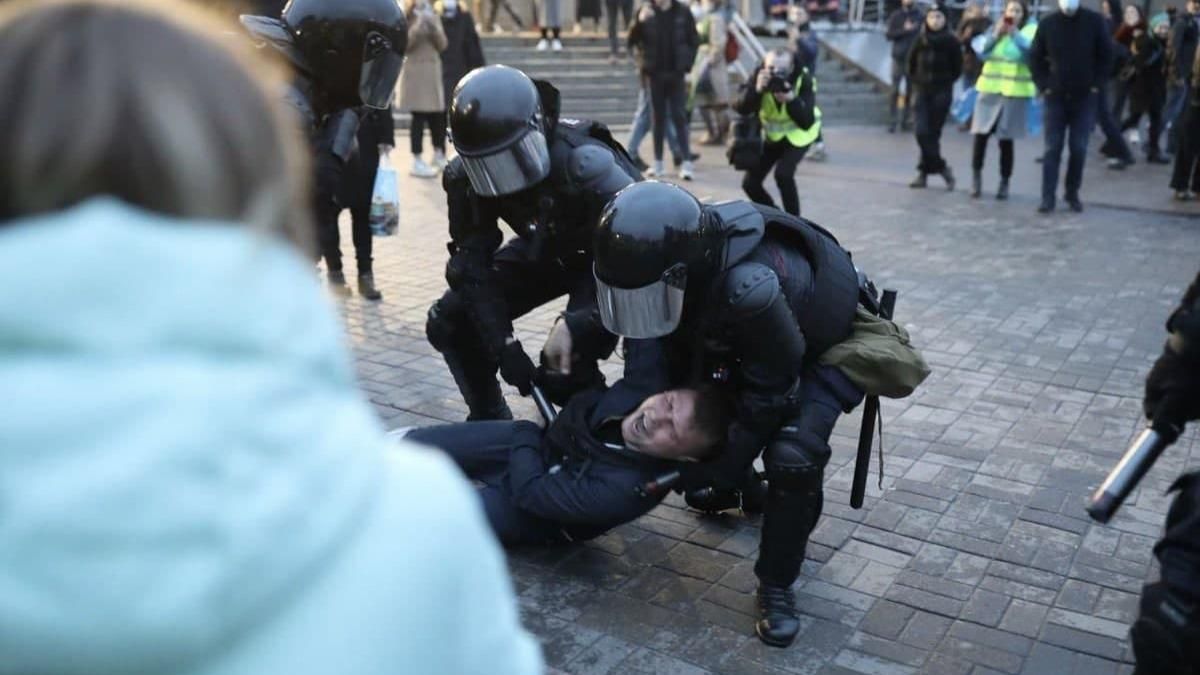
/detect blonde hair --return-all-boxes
[0,0,313,251]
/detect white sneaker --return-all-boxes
[491,24,504,34]
[573,22,583,34]
[679,160,695,181]
[432,150,448,170]
[551,38,563,51]
[411,157,438,178]
[536,38,549,51]
[645,160,664,177]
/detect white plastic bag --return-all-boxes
[369,148,399,237]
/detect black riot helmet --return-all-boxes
[262,0,407,110]
[593,182,722,339]
[448,65,551,197]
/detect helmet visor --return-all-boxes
[460,130,551,196]
[595,263,687,339]
[359,31,404,109]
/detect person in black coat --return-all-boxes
[439,0,485,104]
[885,0,922,131]
[333,107,396,300]
[906,4,961,189]
[627,0,700,177]
[1118,17,1171,163]
[1171,46,1200,199]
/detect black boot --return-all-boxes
[995,177,1009,200]
[357,273,382,301]
[941,165,956,191]
[685,487,742,513]
[755,583,801,647]
[970,170,982,198]
[327,269,351,297]
[908,172,927,188]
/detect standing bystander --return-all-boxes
[399,0,449,178]
[1171,43,1200,198]
[1029,0,1112,213]
[885,0,922,132]
[1166,0,1199,154]
[906,4,961,190]
[628,0,700,180]
[440,0,486,113]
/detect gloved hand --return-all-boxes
[1144,347,1200,423]
[499,339,536,396]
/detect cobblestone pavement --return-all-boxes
[338,126,1199,674]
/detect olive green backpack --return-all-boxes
[820,306,930,398]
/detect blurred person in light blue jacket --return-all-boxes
[0,2,542,674]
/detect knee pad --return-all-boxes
[425,294,465,353]
[764,425,830,492]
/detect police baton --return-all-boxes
[530,384,557,425]
[851,289,897,509]
[1087,413,1184,524]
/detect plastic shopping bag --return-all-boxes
[369,150,399,237]
[951,86,977,125]
[1027,96,1043,137]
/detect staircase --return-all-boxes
[394,32,888,130]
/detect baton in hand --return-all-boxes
[530,384,557,425]
[1087,415,1184,523]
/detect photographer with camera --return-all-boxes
[1128,269,1200,675]
[734,48,820,217]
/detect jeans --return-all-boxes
[1042,92,1098,203]
[1097,80,1134,161]
[913,86,952,174]
[648,72,691,163]
[889,57,912,128]
[627,79,682,162]
[1165,83,1191,153]
[742,139,809,216]
[605,0,633,55]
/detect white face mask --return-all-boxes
[1059,0,1079,15]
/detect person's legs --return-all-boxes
[970,132,988,196]
[927,88,951,174]
[889,58,903,131]
[649,74,669,162]
[1097,81,1135,162]
[998,138,1014,179]
[1064,94,1096,204]
[406,420,532,477]
[1041,96,1068,207]
[743,140,785,207]
[772,143,808,215]
[430,111,448,154]
[754,366,862,647]
[1147,102,1165,160]
[1165,83,1190,154]
[666,74,692,164]
[410,112,427,156]
[626,78,652,159]
[605,0,619,54]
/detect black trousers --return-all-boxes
[410,112,446,155]
[1042,92,1098,203]
[1122,98,1165,157]
[605,0,633,55]
[742,139,808,216]
[322,144,379,274]
[972,130,1013,178]
[913,86,952,174]
[428,238,600,419]
[1171,105,1200,192]
[647,72,691,162]
[755,365,863,586]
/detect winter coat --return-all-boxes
[1029,8,1112,99]
[906,26,963,91]
[1124,31,1168,108]
[957,16,992,82]
[628,0,699,76]
[398,6,449,113]
[885,6,922,61]
[440,8,485,102]
[0,199,543,675]
[1168,13,1198,86]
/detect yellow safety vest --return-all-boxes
[760,69,822,147]
[975,23,1038,98]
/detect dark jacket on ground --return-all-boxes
[627,0,699,76]
[1169,13,1199,86]
[957,16,991,82]
[885,6,922,61]
[906,26,963,91]
[734,58,818,132]
[440,9,485,102]
[1029,8,1114,99]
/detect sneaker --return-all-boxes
[432,150,448,171]
[410,157,438,178]
[1037,199,1054,214]
[679,160,695,181]
[1107,157,1132,170]
[1065,195,1083,212]
[646,160,664,177]
[491,23,504,34]
[535,38,549,51]
[572,22,582,33]
[357,273,383,301]
[551,38,563,51]
[1173,190,1192,201]
[808,142,827,162]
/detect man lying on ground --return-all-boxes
[397,378,731,545]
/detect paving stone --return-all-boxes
[896,570,976,601]
[846,632,928,668]
[998,600,1050,639]
[1055,580,1102,613]
[1039,624,1127,661]
[616,647,712,675]
[565,635,640,675]
[898,611,956,651]
[961,588,1011,627]
[1044,609,1130,641]
[831,648,919,675]
[947,621,1034,655]
[860,600,916,641]
[1019,643,1074,675]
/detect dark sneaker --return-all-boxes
[908,172,928,188]
[357,273,383,301]
[1037,199,1054,214]
[755,583,801,647]
[327,269,351,297]
[1065,195,1083,212]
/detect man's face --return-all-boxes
[902,0,914,8]
[926,9,946,31]
[654,0,672,11]
[621,389,715,460]
[1189,0,1199,15]
[765,51,793,79]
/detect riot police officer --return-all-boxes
[592,181,865,647]
[242,0,407,285]
[1131,269,1200,675]
[427,65,642,421]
